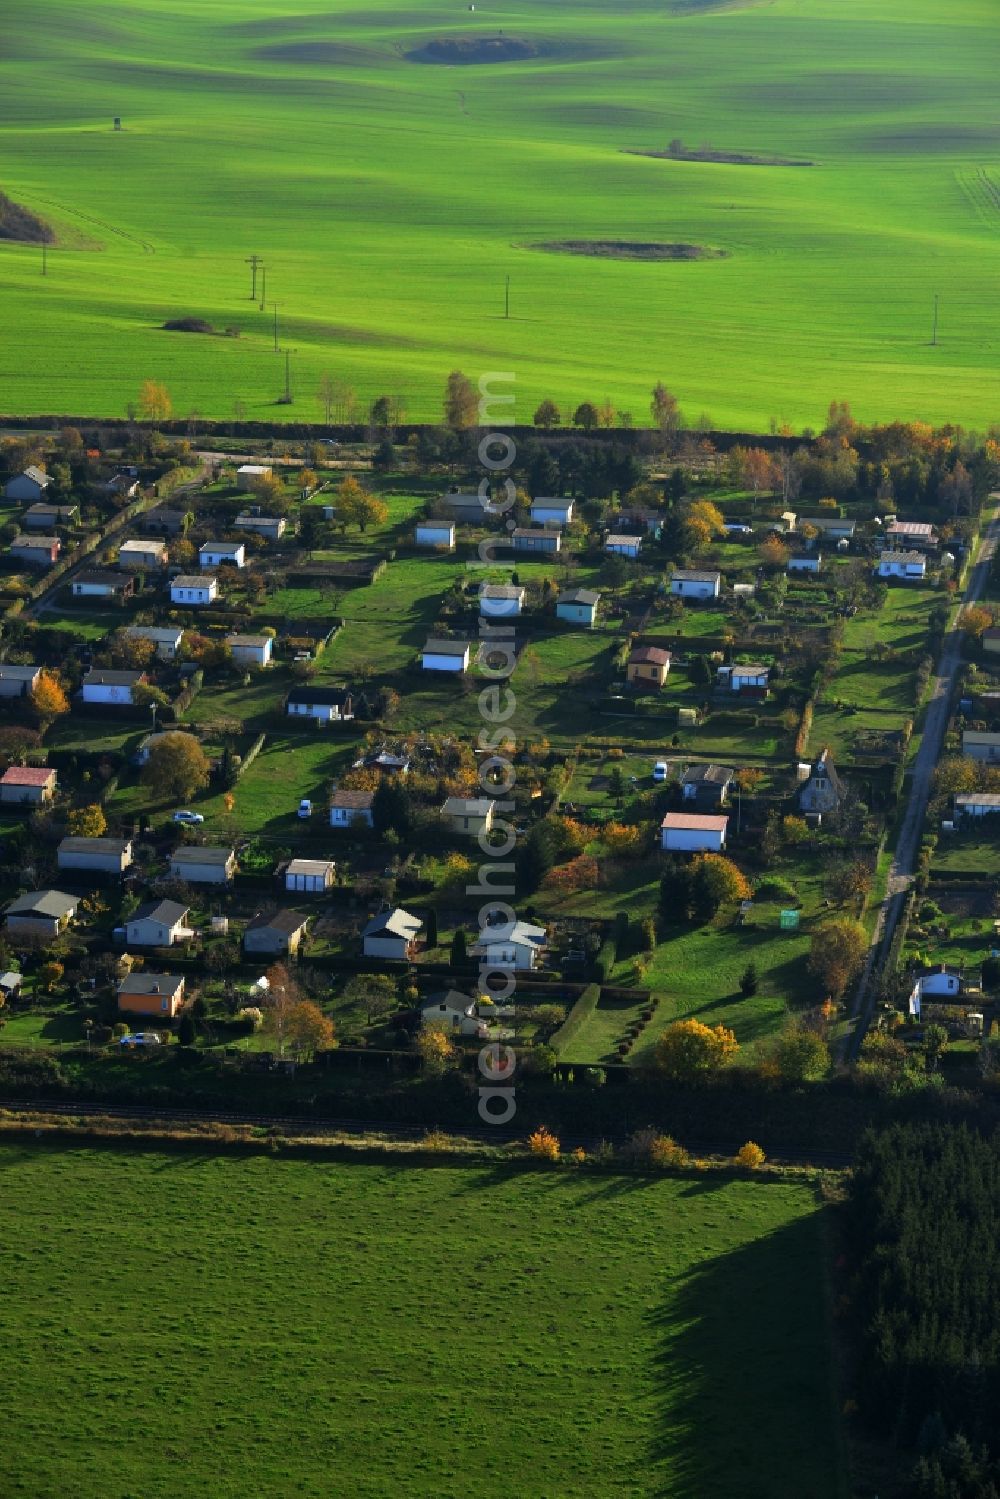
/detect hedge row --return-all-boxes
[548,984,601,1059]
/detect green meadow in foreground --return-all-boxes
[0,1145,844,1498]
[1,0,999,428]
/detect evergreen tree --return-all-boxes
[517,823,554,894]
[372,777,411,837]
[739,962,759,998]
[659,859,691,926]
[178,1012,196,1047]
[450,929,468,967]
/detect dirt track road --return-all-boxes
[844,502,1000,1058]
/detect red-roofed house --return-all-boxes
[627,645,671,688]
[0,766,57,806]
[660,811,729,853]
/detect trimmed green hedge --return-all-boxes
[549,984,600,1058]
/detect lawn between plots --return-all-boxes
[0,1145,845,1499]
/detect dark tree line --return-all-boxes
[850,1124,1000,1496]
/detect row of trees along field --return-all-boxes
[850,1124,1000,1498]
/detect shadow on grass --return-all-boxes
[647,1210,843,1499]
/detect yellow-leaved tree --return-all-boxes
[415,1024,457,1076]
[31,670,70,724]
[335,476,388,533]
[654,1018,739,1081]
[67,804,107,838]
[808,918,868,999]
[138,379,172,424]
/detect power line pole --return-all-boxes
[272,304,279,353]
[245,254,262,300]
[258,263,267,313]
[931,293,939,347]
[284,349,292,403]
[504,274,510,319]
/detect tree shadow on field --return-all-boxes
[444,1158,668,1207]
[648,1212,842,1499]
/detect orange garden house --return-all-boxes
[117,972,186,1018]
[627,645,671,688]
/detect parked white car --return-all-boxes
[652,761,669,783]
[172,810,205,825]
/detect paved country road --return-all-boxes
[22,461,211,622]
[844,502,1000,1059]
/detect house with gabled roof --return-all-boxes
[118,539,167,571]
[330,790,374,829]
[82,669,146,706]
[11,534,60,568]
[169,846,237,885]
[4,466,52,502]
[441,797,496,837]
[422,638,471,673]
[72,569,135,601]
[529,497,574,527]
[0,765,56,805]
[362,907,423,960]
[479,583,525,619]
[418,990,489,1039]
[226,633,273,668]
[798,516,856,542]
[126,625,184,660]
[681,764,734,807]
[660,812,729,852]
[716,663,770,698]
[886,520,938,550]
[286,685,354,724]
[23,502,78,530]
[605,533,642,559]
[0,663,41,698]
[670,569,720,600]
[141,507,188,537]
[285,858,336,892]
[512,527,561,554]
[798,747,844,816]
[125,899,193,948]
[470,918,547,972]
[117,972,185,1018]
[556,587,600,627]
[5,889,79,938]
[171,574,218,606]
[235,511,286,541]
[244,909,309,957]
[627,645,671,687]
[199,541,245,569]
[877,550,926,581]
[57,836,134,876]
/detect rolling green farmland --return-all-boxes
[0,1145,844,1499]
[1,0,999,428]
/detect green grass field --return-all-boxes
[2,0,999,428]
[0,1144,844,1499]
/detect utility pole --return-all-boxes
[931,293,939,347]
[284,349,293,403]
[258,263,267,313]
[245,253,262,300]
[272,304,279,353]
[504,274,510,319]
